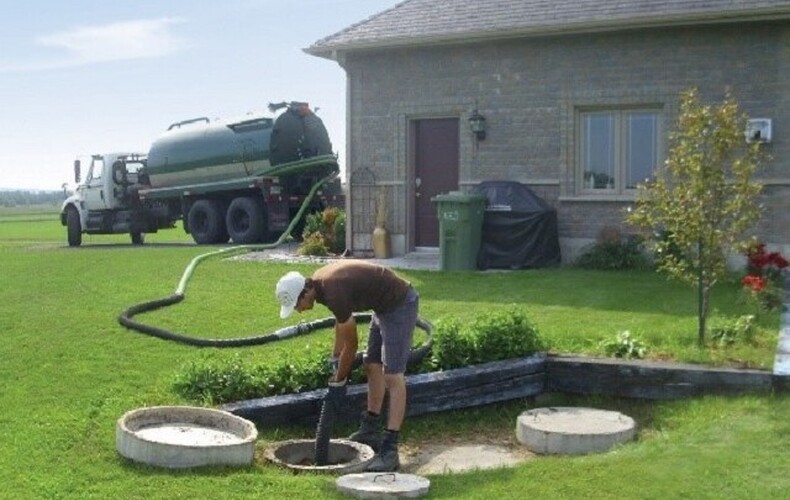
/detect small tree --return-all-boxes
[626,88,764,346]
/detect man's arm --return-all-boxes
[332,316,358,383]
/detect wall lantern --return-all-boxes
[469,107,486,141]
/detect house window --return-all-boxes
[579,109,661,194]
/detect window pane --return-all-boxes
[583,113,615,189]
[89,158,103,182]
[626,112,657,189]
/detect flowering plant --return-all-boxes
[741,242,788,312]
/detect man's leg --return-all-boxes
[367,289,418,472]
[383,373,406,430]
[348,320,385,450]
[365,362,386,414]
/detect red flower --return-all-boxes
[742,275,766,292]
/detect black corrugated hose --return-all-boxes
[314,382,345,466]
[118,296,433,355]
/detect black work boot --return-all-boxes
[348,411,382,452]
[367,430,400,472]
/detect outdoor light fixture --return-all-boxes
[469,106,486,141]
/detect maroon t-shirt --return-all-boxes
[311,260,411,322]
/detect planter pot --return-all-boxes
[372,226,391,259]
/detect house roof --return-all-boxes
[305,0,790,59]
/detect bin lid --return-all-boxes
[431,191,487,203]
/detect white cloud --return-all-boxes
[0,18,189,72]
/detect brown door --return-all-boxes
[413,118,459,247]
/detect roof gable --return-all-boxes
[306,0,790,58]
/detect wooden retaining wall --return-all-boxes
[222,353,787,427]
[222,354,546,426]
[547,355,777,399]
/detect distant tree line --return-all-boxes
[0,189,69,207]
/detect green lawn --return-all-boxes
[0,211,786,499]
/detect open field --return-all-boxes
[0,210,787,499]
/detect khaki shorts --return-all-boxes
[364,287,419,374]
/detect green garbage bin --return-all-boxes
[431,191,486,271]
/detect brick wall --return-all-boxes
[342,20,790,261]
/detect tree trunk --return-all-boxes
[696,240,708,346]
[698,283,710,346]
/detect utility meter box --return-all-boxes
[746,118,772,143]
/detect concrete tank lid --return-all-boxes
[336,472,430,499]
[519,407,634,434]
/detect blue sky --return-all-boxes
[0,0,397,190]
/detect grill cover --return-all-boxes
[471,181,561,269]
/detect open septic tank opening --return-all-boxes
[265,439,374,474]
[116,406,258,468]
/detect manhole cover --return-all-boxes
[337,472,430,499]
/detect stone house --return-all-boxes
[305,0,790,262]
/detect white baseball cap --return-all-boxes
[275,271,306,319]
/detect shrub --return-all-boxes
[576,227,650,270]
[426,318,477,369]
[298,207,346,256]
[171,354,260,405]
[171,351,360,405]
[428,307,545,370]
[740,242,788,313]
[297,232,328,256]
[709,314,756,346]
[600,330,647,359]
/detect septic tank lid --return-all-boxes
[336,472,430,499]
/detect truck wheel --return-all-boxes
[188,199,227,244]
[130,231,145,245]
[66,207,82,247]
[226,196,266,244]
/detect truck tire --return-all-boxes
[187,199,228,244]
[226,196,267,244]
[66,206,82,247]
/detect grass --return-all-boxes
[0,209,786,499]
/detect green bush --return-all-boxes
[172,308,546,404]
[426,318,477,369]
[172,351,358,405]
[296,232,329,256]
[576,235,651,270]
[298,207,346,255]
[428,307,545,370]
[600,330,647,359]
[709,314,757,346]
[171,354,261,405]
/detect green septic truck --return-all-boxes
[60,101,343,246]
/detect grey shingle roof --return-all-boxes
[306,0,790,58]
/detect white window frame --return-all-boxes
[577,107,662,196]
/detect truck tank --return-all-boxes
[145,102,333,189]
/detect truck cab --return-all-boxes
[79,154,145,210]
[60,153,173,247]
